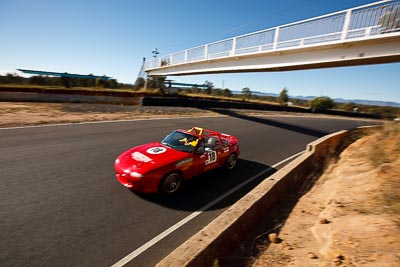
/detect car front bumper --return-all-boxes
[115,173,159,193]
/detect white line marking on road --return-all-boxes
[271,150,305,169]
[110,150,305,267]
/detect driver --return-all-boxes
[206,137,218,149]
[179,135,199,147]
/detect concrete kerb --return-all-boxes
[156,126,380,267]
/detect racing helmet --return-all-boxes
[206,137,218,148]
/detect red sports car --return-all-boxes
[114,127,240,194]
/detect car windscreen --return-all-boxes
[161,131,199,153]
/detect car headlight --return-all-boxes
[130,172,143,178]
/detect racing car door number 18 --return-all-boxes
[205,151,217,165]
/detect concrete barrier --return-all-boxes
[140,96,379,119]
[0,91,139,105]
[156,126,379,267]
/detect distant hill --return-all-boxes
[232,90,400,108]
[292,95,400,108]
[328,98,400,108]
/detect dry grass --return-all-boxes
[180,91,281,106]
[375,124,400,223]
[368,123,400,165]
[252,123,400,267]
[362,123,400,222]
[0,102,219,128]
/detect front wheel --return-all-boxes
[160,172,182,194]
[225,153,237,171]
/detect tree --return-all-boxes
[204,80,214,95]
[309,96,335,111]
[0,73,25,84]
[190,86,201,94]
[241,87,251,98]
[102,79,119,89]
[146,76,166,89]
[29,75,47,86]
[211,88,223,96]
[134,77,145,89]
[60,76,72,88]
[278,87,289,105]
[342,102,358,111]
[222,88,232,97]
[95,78,101,88]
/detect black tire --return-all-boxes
[225,153,237,170]
[160,172,182,194]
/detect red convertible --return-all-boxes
[114,127,240,194]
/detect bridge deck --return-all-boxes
[145,0,400,76]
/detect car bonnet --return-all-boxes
[117,142,190,173]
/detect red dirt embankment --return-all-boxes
[253,124,400,266]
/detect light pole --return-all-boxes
[152,48,159,68]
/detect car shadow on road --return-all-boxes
[132,159,276,212]
[207,108,328,138]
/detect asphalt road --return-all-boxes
[0,113,377,266]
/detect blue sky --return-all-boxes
[0,0,399,103]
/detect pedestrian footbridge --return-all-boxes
[144,0,400,76]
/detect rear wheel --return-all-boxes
[225,153,237,170]
[160,172,182,194]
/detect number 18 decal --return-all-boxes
[205,151,217,165]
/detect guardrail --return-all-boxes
[156,126,380,267]
[145,0,400,70]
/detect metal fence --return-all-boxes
[144,0,400,70]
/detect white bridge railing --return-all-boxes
[144,0,400,70]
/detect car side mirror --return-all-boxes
[195,146,212,154]
[195,146,204,154]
